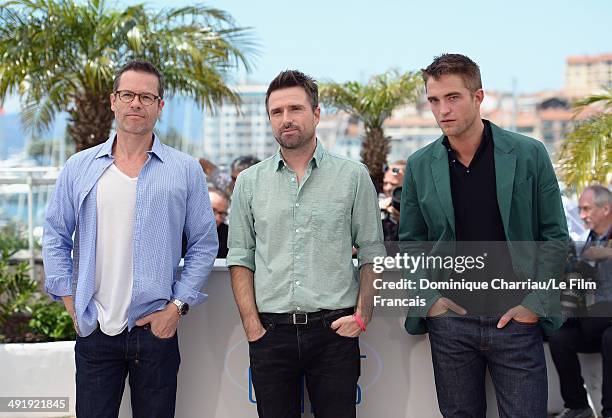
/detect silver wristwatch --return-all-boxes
[170,298,189,316]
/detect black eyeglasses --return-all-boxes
[114,90,162,106]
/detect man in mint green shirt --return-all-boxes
[227,70,385,418]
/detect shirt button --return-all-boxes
[466,170,470,173]
[295,281,301,286]
[291,177,296,182]
[295,228,300,233]
[452,160,456,163]
[295,203,300,207]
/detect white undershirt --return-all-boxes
[93,164,137,335]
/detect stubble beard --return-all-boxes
[275,127,313,150]
[117,114,155,137]
[439,113,479,140]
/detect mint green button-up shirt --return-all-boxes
[226,141,385,313]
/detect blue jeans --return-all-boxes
[75,325,180,418]
[427,316,547,418]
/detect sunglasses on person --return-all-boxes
[383,166,403,176]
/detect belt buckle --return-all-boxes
[292,312,308,325]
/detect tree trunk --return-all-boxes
[360,125,390,193]
[67,93,115,152]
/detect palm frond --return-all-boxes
[0,0,259,149]
[558,114,612,192]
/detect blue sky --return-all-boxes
[2,0,609,115]
[122,0,612,93]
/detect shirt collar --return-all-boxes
[94,132,166,162]
[590,225,612,242]
[442,120,491,163]
[274,138,325,171]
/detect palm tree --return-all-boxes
[557,88,612,192]
[0,0,257,151]
[319,70,421,191]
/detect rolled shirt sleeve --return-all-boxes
[226,174,256,272]
[352,164,386,267]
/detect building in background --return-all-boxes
[1,53,609,168]
[565,53,612,98]
[201,85,274,165]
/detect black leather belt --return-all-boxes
[259,307,355,326]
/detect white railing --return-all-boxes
[0,167,60,279]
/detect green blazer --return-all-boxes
[399,121,569,335]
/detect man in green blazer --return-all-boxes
[398,54,569,417]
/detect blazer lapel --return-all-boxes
[431,138,456,235]
[492,124,516,235]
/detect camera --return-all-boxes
[391,186,402,211]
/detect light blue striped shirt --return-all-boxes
[43,134,218,337]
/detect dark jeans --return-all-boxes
[548,316,612,415]
[427,315,547,418]
[249,311,360,418]
[75,324,180,418]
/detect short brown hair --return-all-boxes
[113,60,165,98]
[265,70,318,114]
[422,54,482,93]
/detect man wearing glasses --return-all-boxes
[43,60,218,417]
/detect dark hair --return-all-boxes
[265,70,318,114]
[113,60,165,98]
[422,54,482,93]
[231,156,260,174]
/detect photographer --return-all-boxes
[549,185,612,418]
[379,160,405,241]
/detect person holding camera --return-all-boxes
[380,161,405,241]
[549,185,612,418]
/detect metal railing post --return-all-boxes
[26,172,35,280]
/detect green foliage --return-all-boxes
[572,88,612,111]
[0,251,37,342]
[0,0,258,149]
[320,70,422,129]
[0,226,75,342]
[558,89,612,192]
[0,223,28,256]
[0,259,36,316]
[29,302,76,341]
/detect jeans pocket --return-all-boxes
[326,326,359,339]
[248,323,275,345]
[145,325,177,341]
[427,309,451,320]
